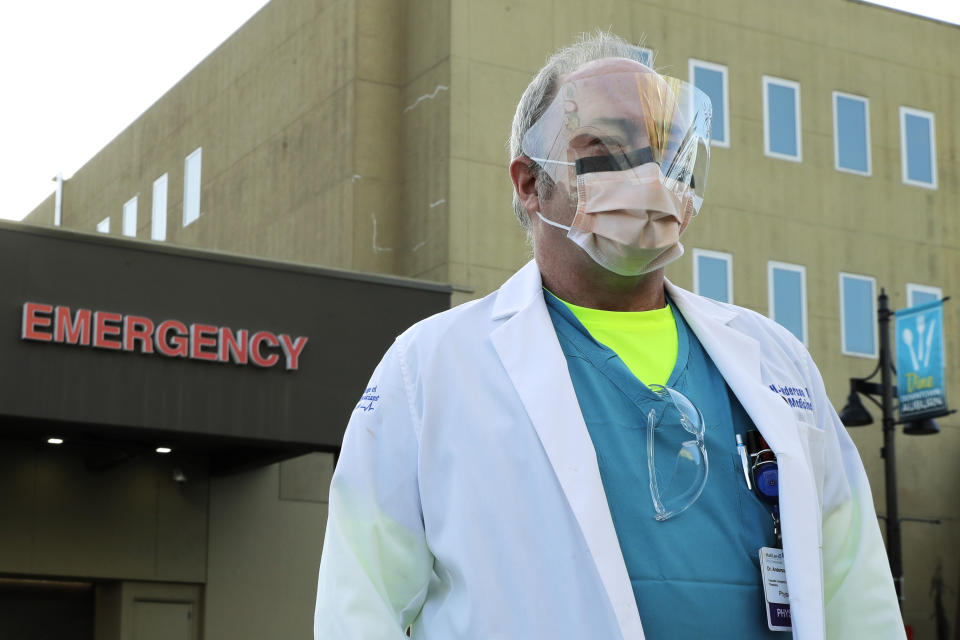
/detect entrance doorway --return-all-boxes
[0,577,94,640]
[132,600,195,640]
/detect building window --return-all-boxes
[97,217,110,234]
[690,59,729,147]
[899,107,937,189]
[693,249,733,303]
[122,196,138,238]
[907,283,941,308]
[833,92,871,176]
[762,76,802,162]
[183,147,202,226]
[638,46,654,67]
[152,173,168,241]
[768,262,807,345]
[839,273,877,358]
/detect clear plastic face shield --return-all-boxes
[522,61,712,275]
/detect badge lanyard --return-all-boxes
[745,429,781,548]
[745,429,792,632]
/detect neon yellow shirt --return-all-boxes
[551,292,679,387]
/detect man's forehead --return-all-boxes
[553,63,677,140]
[561,56,654,84]
[555,59,669,125]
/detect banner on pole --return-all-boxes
[895,299,948,421]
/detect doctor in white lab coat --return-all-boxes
[315,33,903,639]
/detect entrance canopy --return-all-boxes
[1,222,451,472]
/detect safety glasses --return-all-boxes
[646,385,709,521]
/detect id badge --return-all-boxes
[759,547,791,632]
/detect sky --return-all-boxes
[1,1,957,223]
[861,0,960,25]
[0,1,271,222]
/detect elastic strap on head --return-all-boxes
[528,156,575,167]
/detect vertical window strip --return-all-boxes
[767,262,807,345]
[899,107,937,189]
[689,59,729,147]
[152,174,168,241]
[832,92,871,176]
[762,76,802,162]
[839,272,878,358]
[122,196,138,238]
[693,249,733,303]
[183,147,203,227]
[97,217,110,234]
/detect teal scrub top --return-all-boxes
[544,291,781,639]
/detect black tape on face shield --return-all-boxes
[574,147,696,190]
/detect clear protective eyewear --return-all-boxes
[646,385,709,521]
[522,64,713,217]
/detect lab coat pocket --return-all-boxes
[731,454,775,566]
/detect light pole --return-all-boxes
[838,288,946,610]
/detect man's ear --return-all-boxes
[509,157,540,215]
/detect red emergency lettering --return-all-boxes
[22,301,307,373]
[190,324,219,361]
[93,311,123,350]
[278,334,308,370]
[21,302,54,341]
[249,331,279,367]
[218,327,249,365]
[55,306,92,345]
[123,315,155,353]
[156,320,189,358]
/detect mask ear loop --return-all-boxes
[535,211,572,232]
[527,154,577,232]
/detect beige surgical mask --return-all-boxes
[537,162,692,276]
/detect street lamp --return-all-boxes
[840,377,940,433]
[838,288,949,611]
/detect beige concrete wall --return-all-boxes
[0,441,208,583]
[398,0,452,282]
[204,453,332,640]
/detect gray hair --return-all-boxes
[508,30,651,230]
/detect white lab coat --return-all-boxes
[315,261,903,639]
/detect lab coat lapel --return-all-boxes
[490,262,645,640]
[667,281,826,639]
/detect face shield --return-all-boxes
[522,66,713,221]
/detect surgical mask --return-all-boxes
[537,162,690,276]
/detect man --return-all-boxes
[315,32,903,639]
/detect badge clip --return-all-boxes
[746,429,781,548]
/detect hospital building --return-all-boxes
[8,0,960,637]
